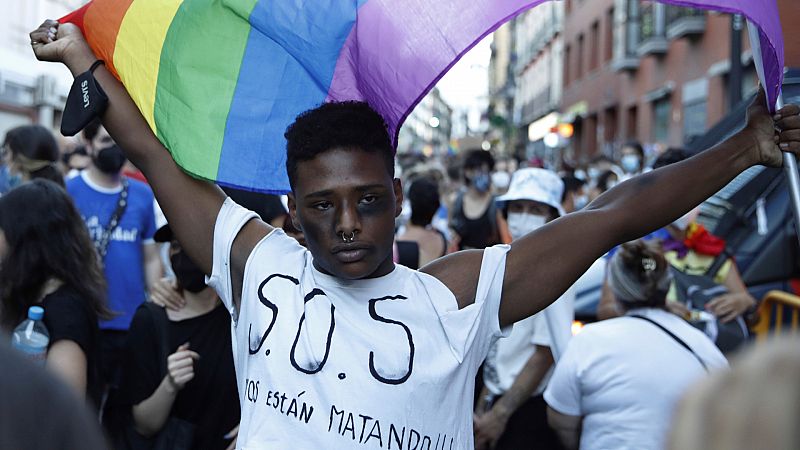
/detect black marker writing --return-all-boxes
[249,274,297,355]
[368,295,415,385]
[290,288,335,374]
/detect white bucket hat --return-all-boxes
[496,168,565,217]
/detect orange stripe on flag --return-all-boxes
[82,0,134,79]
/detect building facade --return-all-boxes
[511,2,565,164]
[397,87,453,156]
[1,0,83,137]
[486,22,516,156]
[561,0,799,162]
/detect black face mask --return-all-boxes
[93,144,126,174]
[170,251,207,293]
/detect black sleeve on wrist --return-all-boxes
[60,60,108,137]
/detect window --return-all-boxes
[683,101,707,143]
[604,107,618,144]
[653,98,670,143]
[577,33,585,80]
[605,8,615,62]
[564,44,572,87]
[640,2,657,40]
[590,21,600,71]
[682,78,709,144]
[627,105,638,140]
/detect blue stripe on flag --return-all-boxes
[217,0,367,193]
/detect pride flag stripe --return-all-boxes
[115,0,184,134]
[154,0,258,180]
[215,1,365,190]
[83,0,133,78]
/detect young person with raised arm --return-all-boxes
[30,20,800,449]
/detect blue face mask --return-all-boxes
[473,173,491,193]
[573,194,589,210]
[6,172,22,190]
[620,154,641,173]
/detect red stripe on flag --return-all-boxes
[59,2,91,30]
[61,0,134,79]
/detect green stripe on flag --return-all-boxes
[154,0,259,180]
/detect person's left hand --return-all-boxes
[149,277,185,311]
[473,408,510,450]
[744,88,800,167]
[224,424,239,450]
[706,292,755,323]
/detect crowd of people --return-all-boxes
[1,17,799,450]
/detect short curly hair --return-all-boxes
[284,101,395,190]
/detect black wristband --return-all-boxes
[89,59,105,74]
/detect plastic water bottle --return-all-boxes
[11,306,49,366]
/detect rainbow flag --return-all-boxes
[61,0,784,193]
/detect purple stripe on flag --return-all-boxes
[655,0,784,110]
[326,0,549,146]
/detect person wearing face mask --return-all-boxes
[449,149,510,250]
[66,118,163,394]
[474,168,574,450]
[120,224,240,450]
[597,149,756,353]
[2,125,64,188]
[619,141,645,179]
[561,175,588,214]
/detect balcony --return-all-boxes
[637,36,668,56]
[612,55,640,72]
[637,3,668,56]
[666,8,706,39]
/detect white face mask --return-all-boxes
[507,213,547,240]
[491,171,511,190]
[621,154,641,173]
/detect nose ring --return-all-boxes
[341,231,356,243]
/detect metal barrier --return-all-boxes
[752,290,800,342]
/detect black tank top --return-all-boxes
[451,192,499,250]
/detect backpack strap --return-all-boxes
[705,249,731,278]
[629,314,709,372]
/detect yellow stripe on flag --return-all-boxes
[113,0,184,134]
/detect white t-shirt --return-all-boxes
[484,288,574,397]
[207,199,510,449]
[544,307,727,450]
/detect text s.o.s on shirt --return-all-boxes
[207,198,510,449]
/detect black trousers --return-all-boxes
[492,394,565,450]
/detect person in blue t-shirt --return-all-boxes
[66,119,163,388]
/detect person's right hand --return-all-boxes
[150,277,186,311]
[29,20,94,69]
[166,343,199,392]
[666,301,691,321]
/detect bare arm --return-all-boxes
[132,377,179,437]
[491,345,553,419]
[473,346,554,448]
[547,407,581,450]
[426,93,800,327]
[30,22,270,310]
[132,343,199,437]
[143,243,163,292]
[46,340,87,397]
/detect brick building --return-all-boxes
[561,0,800,162]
